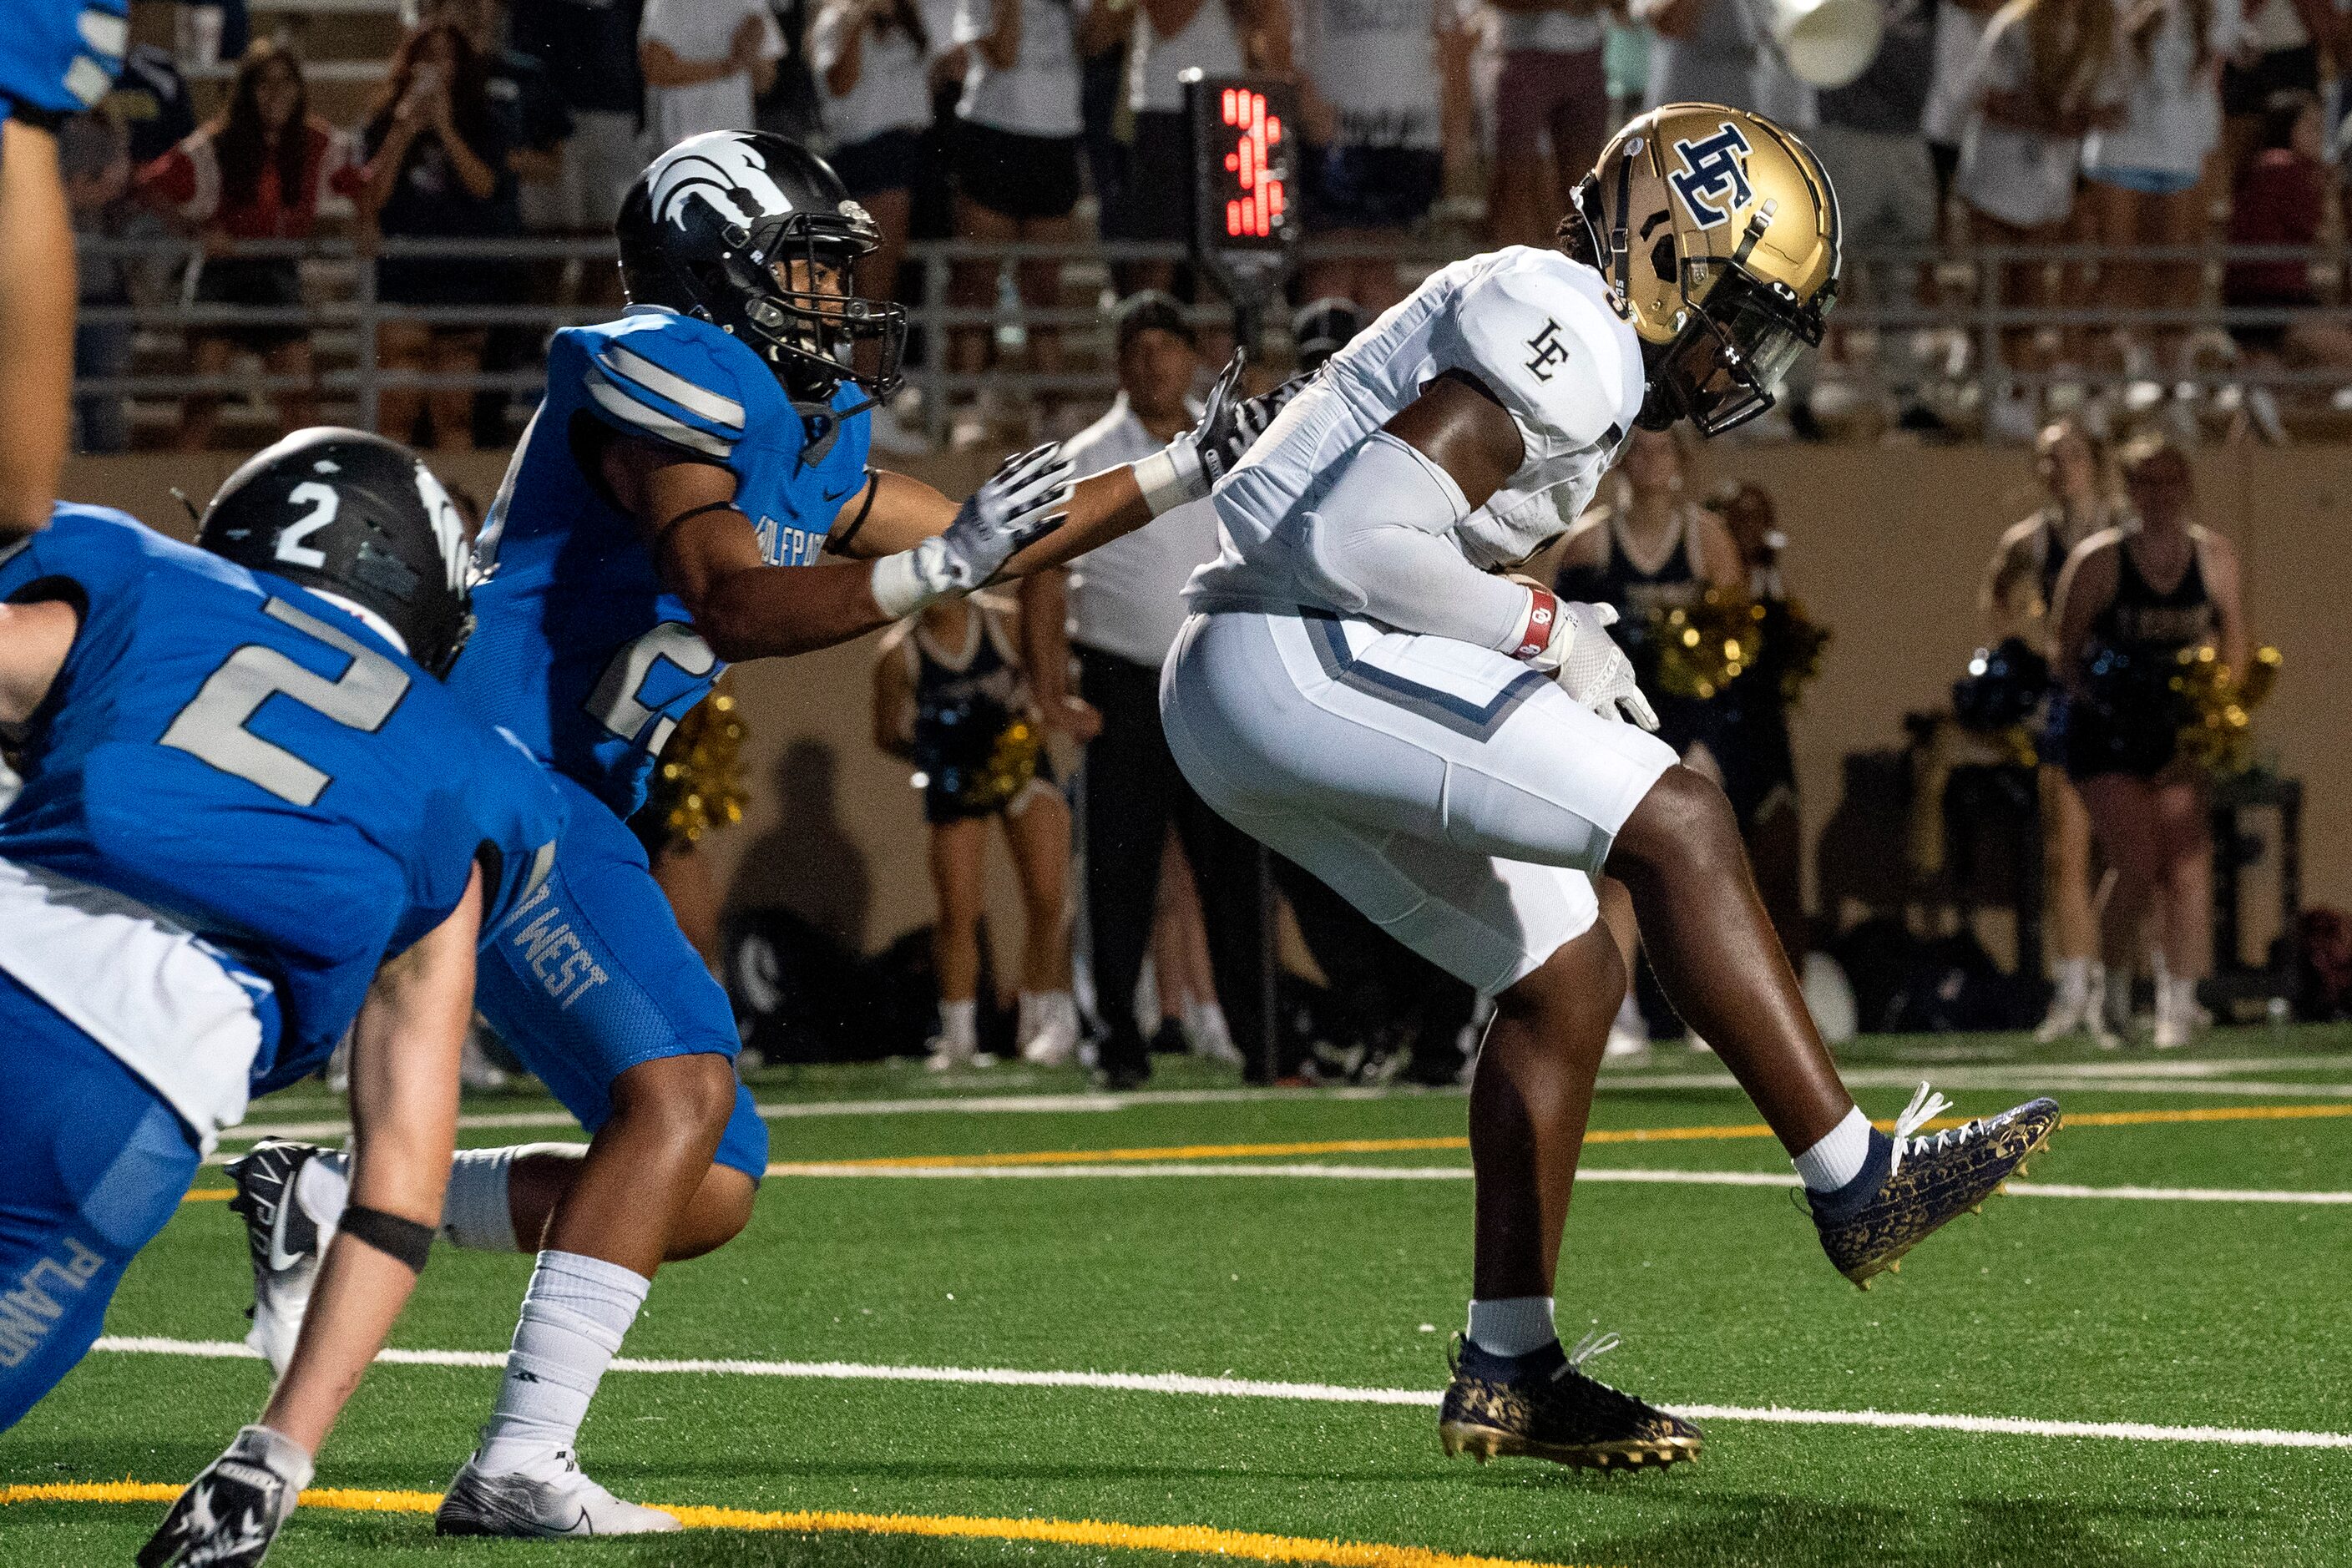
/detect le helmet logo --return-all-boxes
[1524,318,1572,382]
[1667,122,1754,232]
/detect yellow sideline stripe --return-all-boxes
[181,1102,2352,1199]
[0,1481,1596,1568]
[765,1103,2352,1176]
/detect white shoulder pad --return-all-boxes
[1434,249,1644,466]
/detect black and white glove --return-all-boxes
[1131,351,1298,517]
[1534,599,1659,731]
[870,443,1073,617]
[138,1425,313,1568]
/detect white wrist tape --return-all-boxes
[1131,440,1207,518]
[870,541,950,619]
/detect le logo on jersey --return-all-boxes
[1667,122,1753,232]
[1523,319,1573,383]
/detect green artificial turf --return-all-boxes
[7,1029,2352,1566]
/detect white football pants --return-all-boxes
[1161,609,1678,999]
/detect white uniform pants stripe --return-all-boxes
[1161,609,1677,997]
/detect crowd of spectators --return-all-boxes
[58,0,2352,453]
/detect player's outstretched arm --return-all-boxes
[610,434,1069,660]
[0,119,74,540]
[139,869,485,1568]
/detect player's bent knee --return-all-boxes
[1607,765,1740,884]
[609,1050,742,1141]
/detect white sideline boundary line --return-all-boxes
[86,1335,2352,1451]
[760,1161,2352,1203]
[210,1056,2352,1146]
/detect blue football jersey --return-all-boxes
[0,0,126,118]
[453,306,872,817]
[0,506,564,1088]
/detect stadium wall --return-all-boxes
[66,444,2344,972]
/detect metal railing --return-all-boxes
[70,233,2352,446]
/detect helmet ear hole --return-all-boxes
[1649,235,1677,284]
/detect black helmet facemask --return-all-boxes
[711,205,908,410]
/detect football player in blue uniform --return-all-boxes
[0,430,569,1565]
[0,1,127,536]
[230,129,1269,1536]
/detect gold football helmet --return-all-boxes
[1567,104,1840,436]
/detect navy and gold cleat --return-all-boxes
[1810,1084,2060,1288]
[1438,1333,1702,1471]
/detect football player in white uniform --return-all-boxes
[1161,105,2062,1469]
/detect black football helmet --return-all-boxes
[617,131,907,406]
[197,427,474,675]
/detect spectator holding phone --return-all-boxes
[354,22,513,450]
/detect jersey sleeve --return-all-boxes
[568,316,766,463]
[1432,252,1643,470]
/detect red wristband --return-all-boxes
[1510,586,1558,661]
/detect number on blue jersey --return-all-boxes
[160,599,409,807]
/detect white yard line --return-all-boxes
[208,1058,2352,1148]
[86,1335,2352,1451]
[760,1161,2352,1203]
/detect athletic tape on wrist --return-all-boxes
[1131,443,1206,518]
[339,1204,434,1273]
[1508,585,1560,661]
[869,548,939,619]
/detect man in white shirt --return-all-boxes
[638,0,782,157]
[1021,292,1266,1087]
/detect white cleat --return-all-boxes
[435,1449,681,1538]
[1181,1002,1246,1068]
[226,1139,346,1374]
[459,1030,510,1090]
[1602,994,1650,1064]
[1018,992,1083,1066]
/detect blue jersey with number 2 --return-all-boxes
[0,506,564,1086]
[453,306,872,817]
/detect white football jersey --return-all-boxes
[1188,245,1645,615]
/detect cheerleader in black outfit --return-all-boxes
[1981,419,2116,1044]
[2052,438,2249,1050]
[1549,426,1744,1054]
[874,592,1089,1069]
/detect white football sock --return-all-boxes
[1467,1297,1557,1358]
[438,1145,575,1253]
[2051,956,2088,999]
[1793,1105,1873,1192]
[475,1251,649,1478]
[292,1149,349,1232]
[938,999,977,1053]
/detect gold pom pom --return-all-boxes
[1651,589,1763,701]
[955,716,1043,815]
[2171,644,2282,777]
[642,681,750,847]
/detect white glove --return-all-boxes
[1538,599,1660,731]
[871,444,1073,617]
[139,1425,313,1568]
